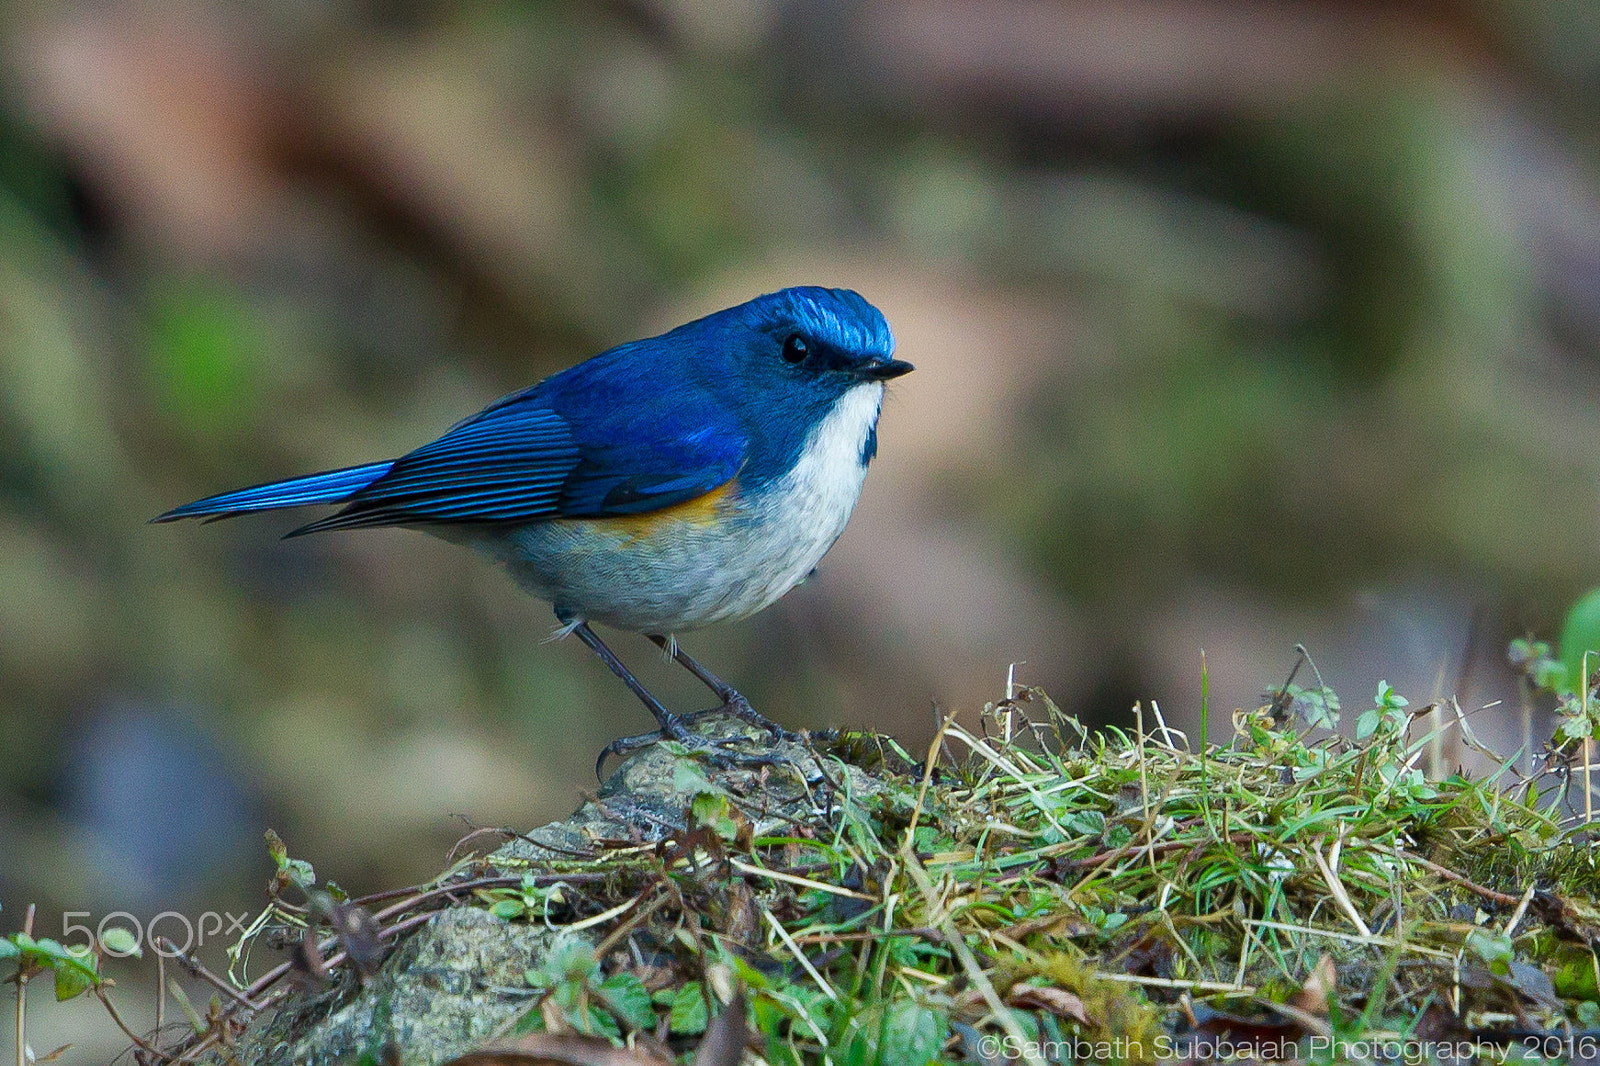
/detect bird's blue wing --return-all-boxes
[290,357,746,534]
[555,424,743,515]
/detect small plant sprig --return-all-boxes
[518,933,662,1040]
[1510,636,1597,758]
[1512,591,1600,761]
[1356,680,1409,742]
[3,902,141,1066]
[1284,681,1341,731]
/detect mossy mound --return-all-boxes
[151,688,1600,1065]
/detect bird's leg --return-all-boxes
[565,619,695,744]
[647,635,796,742]
[567,616,795,779]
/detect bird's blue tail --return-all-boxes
[153,461,394,524]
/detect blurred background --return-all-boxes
[4,0,1600,1054]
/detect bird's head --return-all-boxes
[653,287,911,476]
[737,286,910,389]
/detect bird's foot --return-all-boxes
[594,705,798,779]
[717,692,801,744]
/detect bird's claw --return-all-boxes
[594,705,798,779]
[717,694,797,743]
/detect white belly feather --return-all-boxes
[479,381,886,633]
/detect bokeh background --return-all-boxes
[5,0,1600,1055]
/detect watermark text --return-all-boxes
[59,910,252,957]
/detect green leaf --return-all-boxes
[1063,810,1104,836]
[580,1004,622,1040]
[1466,929,1514,976]
[0,938,19,961]
[727,954,770,991]
[265,828,288,865]
[1355,709,1380,741]
[490,899,525,921]
[691,790,731,827]
[99,926,141,958]
[527,933,599,990]
[672,762,720,796]
[1374,680,1407,711]
[667,981,708,1035]
[878,1001,946,1066]
[167,979,206,1033]
[52,958,96,1001]
[283,858,317,892]
[267,830,316,890]
[1561,588,1600,696]
[596,973,656,1031]
[30,939,79,965]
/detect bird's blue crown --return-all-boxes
[709,286,895,359]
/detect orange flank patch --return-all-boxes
[593,478,740,539]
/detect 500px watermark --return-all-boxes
[56,910,253,957]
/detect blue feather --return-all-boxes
[733,287,894,359]
[152,462,395,522]
[284,355,746,534]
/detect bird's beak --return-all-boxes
[859,358,914,381]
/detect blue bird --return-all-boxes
[156,287,912,772]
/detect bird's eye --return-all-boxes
[782,334,808,364]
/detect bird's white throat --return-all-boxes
[773,381,884,533]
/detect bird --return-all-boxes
[155,286,912,773]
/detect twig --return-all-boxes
[1502,884,1537,938]
[327,912,438,968]
[373,874,592,922]
[15,904,33,1066]
[1092,973,1254,993]
[1242,919,1454,960]
[351,883,436,909]
[93,989,161,1056]
[555,894,646,935]
[1311,839,1371,938]
[170,1030,221,1065]
[156,950,166,1045]
[156,940,263,1012]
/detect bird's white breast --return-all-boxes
[485,381,887,632]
